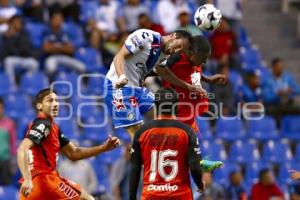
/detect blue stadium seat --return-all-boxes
[53,72,78,97]
[17,116,33,140]
[262,140,293,163]
[20,72,49,96]
[245,162,272,185]
[295,143,300,161]
[75,47,107,73]
[281,116,300,140]
[240,46,262,70]
[25,22,47,48]
[4,93,33,120]
[114,128,131,143]
[91,158,111,194]
[0,73,16,97]
[201,139,227,161]
[63,21,84,48]
[228,70,243,94]
[216,119,246,141]
[238,26,251,48]
[195,117,212,140]
[247,116,279,141]
[86,75,106,96]
[213,162,240,185]
[71,97,103,118]
[79,1,98,22]
[229,140,260,163]
[0,185,18,200]
[278,162,294,185]
[55,118,80,140]
[82,120,110,143]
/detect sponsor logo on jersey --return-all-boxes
[29,130,43,139]
[147,183,178,192]
[127,112,135,121]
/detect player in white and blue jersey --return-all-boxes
[105,29,192,138]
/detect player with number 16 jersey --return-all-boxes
[129,88,204,200]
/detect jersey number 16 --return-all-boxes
[149,150,178,182]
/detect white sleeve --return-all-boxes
[124,29,154,54]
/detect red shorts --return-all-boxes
[141,188,193,200]
[19,171,81,200]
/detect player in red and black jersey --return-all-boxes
[17,88,120,200]
[157,35,227,131]
[130,88,204,200]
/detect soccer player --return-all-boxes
[17,88,120,200]
[153,35,226,171]
[105,29,197,138]
[157,35,227,131]
[129,88,205,200]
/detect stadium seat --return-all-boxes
[91,158,111,194]
[17,116,33,140]
[247,116,279,141]
[281,116,300,140]
[63,21,84,48]
[0,72,16,97]
[229,140,260,163]
[295,143,300,161]
[20,72,49,96]
[240,46,262,70]
[114,128,131,143]
[55,118,80,140]
[4,93,33,120]
[201,139,227,161]
[262,140,293,163]
[216,118,246,141]
[75,47,107,73]
[278,162,294,185]
[245,162,272,185]
[25,22,47,48]
[85,75,106,96]
[82,118,110,143]
[53,72,78,97]
[79,1,98,22]
[71,97,103,118]
[213,162,240,185]
[0,185,18,200]
[195,117,212,140]
[238,26,251,48]
[228,70,243,94]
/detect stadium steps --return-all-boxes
[242,0,300,81]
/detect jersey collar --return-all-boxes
[37,113,54,121]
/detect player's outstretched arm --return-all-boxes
[202,74,227,85]
[113,45,131,88]
[17,138,34,197]
[60,135,120,161]
[289,170,300,180]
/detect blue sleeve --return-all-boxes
[287,73,300,95]
[262,79,278,104]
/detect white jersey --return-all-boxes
[106,29,162,87]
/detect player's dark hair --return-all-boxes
[191,35,211,54]
[35,88,56,105]
[258,168,270,181]
[174,30,193,46]
[271,57,282,67]
[138,12,149,20]
[9,15,22,24]
[0,98,3,106]
[50,10,64,20]
[155,88,178,116]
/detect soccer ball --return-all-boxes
[194,4,222,31]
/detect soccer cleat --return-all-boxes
[200,160,223,172]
